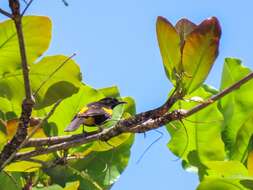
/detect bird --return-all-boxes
[64,97,126,132]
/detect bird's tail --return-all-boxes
[64,117,84,132]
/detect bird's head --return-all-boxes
[94,97,126,108]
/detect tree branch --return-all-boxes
[0,100,61,169]
[0,8,12,18]
[21,0,34,16]
[0,0,34,169]
[14,71,253,161]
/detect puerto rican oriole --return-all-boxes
[64,97,126,132]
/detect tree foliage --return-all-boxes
[0,3,253,190]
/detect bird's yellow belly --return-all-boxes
[83,117,95,126]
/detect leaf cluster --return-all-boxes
[0,16,135,190]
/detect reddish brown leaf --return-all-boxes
[182,17,221,93]
[175,18,197,49]
[6,118,46,140]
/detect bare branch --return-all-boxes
[21,0,34,16]
[185,71,253,117]
[24,132,97,147]
[0,0,34,169]
[61,0,69,6]
[14,72,253,161]
[0,8,12,18]
[0,100,61,169]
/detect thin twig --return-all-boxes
[0,8,12,18]
[61,0,69,6]
[67,165,103,190]
[185,72,253,117]
[3,171,20,189]
[14,72,253,160]
[130,72,253,133]
[24,132,97,147]
[22,0,28,4]
[21,0,34,16]
[33,53,76,97]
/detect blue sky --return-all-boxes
[1,0,253,189]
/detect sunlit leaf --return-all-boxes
[5,118,46,141]
[167,85,225,168]
[0,172,22,190]
[4,161,41,172]
[182,17,221,93]
[33,184,63,190]
[31,55,82,108]
[0,55,81,109]
[247,151,253,176]
[45,135,134,190]
[0,16,51,74]
[97,86,120,98]
[232,116,253,162]
[175,18,196,45]
[63,181,80,190]
[204,161,249,178]
[197,177,250,190]
[4,153,52,172]
[122,96,136,115]
[156,16,181,84]
[219,58,253,158]
[0,97,17,114]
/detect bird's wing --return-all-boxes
[64,116,85,132]
[78,106,110,118]
[65,106,112,132]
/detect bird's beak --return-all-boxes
[118,101,127,105]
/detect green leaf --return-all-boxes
[33,181,80,190]
[0,16,51,74]
[90,104,132,152]
[97,86,120,98]
[0,97,17,114]
[4,160,41,172]
[31,55,82,108]
[122,96,136,115]
[232,115,253,162]
[33,184,63,190]
[197,177,250,190]
[4,152,52,172]
[167,85,225,167]
[204,161,249,178]
[156,16,181,84]
[63,181,80,190]
[0,172,22,190]
[44,135,134,190]
[219,58,253,158]
[182,17,221,93]
[240,180,253,189]
[0,55,81,109]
